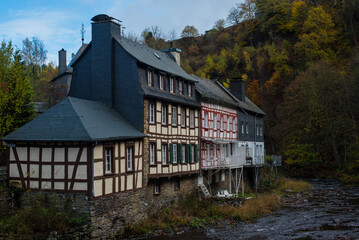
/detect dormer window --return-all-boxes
[170,78,175,93]
[179,80,183,95]
[159,74,165,90]
[147,70,154,87]
[188,83,193,97]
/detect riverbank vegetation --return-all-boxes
[119,178,311,238]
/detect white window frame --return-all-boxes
[227,117,231,131]
[170,77,174,93]
[147,70,153,86]
[105,148,112,173]
[162,104,167,125]
[173,144,178,164]
[150,143,156,165]
[181,107,186,127]
[191,145,195,163]
[149,103,155,124]
[233,118,236,132]
[172,106,177,126]
[159,75,164,90]
[162,144,167,165]
[127,146,133,171]
[220,116,223,131]
[214,114,217,130]
[182,146,186,163]
[190,109,195,128]
[204,113,208,128]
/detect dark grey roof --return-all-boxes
[193,75,238,108]
[3,97,146,142]
[194,75,265,115]
[114,36,196,82]
[142,83,200,108]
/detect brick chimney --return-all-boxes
[162,42,181,66]
[230,79,246,102]
[58,49,67,74]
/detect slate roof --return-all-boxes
[2,97,146,142]
[193,75,265,115]
[114,36,196,82]
[193,75,238,108]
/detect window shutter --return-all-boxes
[178,144,182,164]
[170,143,173,164]
[187,144,191,163]
[195,144,199,163]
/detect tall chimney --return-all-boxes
[230,79,246,102]
[162,46,181,66]
[58,49,67,74]
[91,14,121,107]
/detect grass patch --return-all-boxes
[120,194,281,238]
[276,178,312,193]
[0,192,89,237]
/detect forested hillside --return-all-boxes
[173,0,359,181]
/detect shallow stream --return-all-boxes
[161,179,359,240]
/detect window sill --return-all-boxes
[104,172,114,176]
[126,169,134,173]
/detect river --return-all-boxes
[161,179,359,240]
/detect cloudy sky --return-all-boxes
[0,0,239,65]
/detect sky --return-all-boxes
[0,0,238,65]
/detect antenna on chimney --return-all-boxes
[81,23,86,44]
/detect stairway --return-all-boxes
[199,183,211,197]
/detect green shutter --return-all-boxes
[178,144,183,164]
[187,144,191,163]
[195,144,199,163]
[170,143,173,164]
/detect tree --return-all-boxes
[0,41,35,150]
[21,37,47,67]
[227,0,256,26]
[181,25,199,38]
[213,19,226,31]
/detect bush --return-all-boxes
[276,178,312,193]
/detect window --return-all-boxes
[179,80,183,94]
[188,83,192,97]
[182,145,186,163]
[190,109,195,128]
[154,179,160,194]
[150,143,156,165]
[162,104,167,125]
[233,119,236,132]
[246,122,249,134]
[191,145,195,163]
[220,116,223,131]
[105,147,113,173]
[159,75,164,90]
[147,70,153,86]
[241,121,244,134]
[204,113,208,128]
[181,107,186,127]
[256,125,259,135]
[170,77,174,93]
[174,177,180,190]
[260,125,263,136]
[227,117,231,131]
[127,146,134,171]
[172,106,177,126]
[225,144,230,157]
[162,144,167,165]
[213,144,217,160]
[173,144,177,164]
[206,144,210,160]
[214,114,217,130]
[149,103,155,124]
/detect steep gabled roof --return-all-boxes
[114,36,196,82]
[193,75,238,108]
[3,97,146,142]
